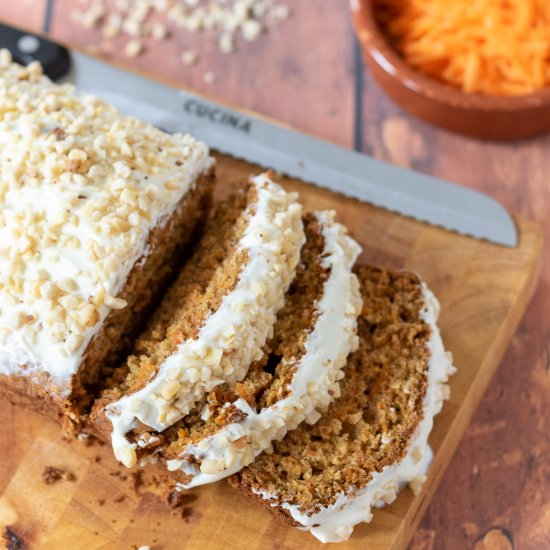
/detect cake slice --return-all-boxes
[0,51,214,425]
[231,266,455,543]
[91,173,305,468]
[138,211,362,487]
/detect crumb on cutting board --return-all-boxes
[3,526,24,550]
[42,466,76,484]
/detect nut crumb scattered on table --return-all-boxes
[70,0,290,66]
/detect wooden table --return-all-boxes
[0,2,548,548]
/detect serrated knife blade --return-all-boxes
[18,40,518,247]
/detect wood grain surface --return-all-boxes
[0,1,549,548]
[0,153,542,549]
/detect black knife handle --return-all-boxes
[0,23,70,81]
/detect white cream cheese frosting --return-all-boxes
[165,210,363,488]
[252,284,456,543]
[0,50,213,396]
[107,173,305,468]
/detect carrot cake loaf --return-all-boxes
[0,51,214,424]
[91,173,305,468]
[138,211,362,487]
[231,266,455,543]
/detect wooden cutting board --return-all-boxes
[0,153,542,550]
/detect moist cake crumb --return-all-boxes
[166,489,186,510]
[231,266,455,543]
[130,470,145,495]
[42,465,75,484]
[234,267,430,507]
[91,173,304,469]
[160,213,330,448]
[151,211,362,488]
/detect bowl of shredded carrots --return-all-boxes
[350,0,550,139]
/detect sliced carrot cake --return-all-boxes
[231,266,455,543]
[136,211,362,487]
[0,51,214,425]
[91,173,305,468]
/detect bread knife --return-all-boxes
[0,23,518,247]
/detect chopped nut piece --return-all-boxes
[103,13,122,38]
[160,380,181,400]
[181,49,198,66]
[104,294,128,310]
[125,39,144,58]
[78,304,100,328]
[203,71,216,84]
[219,33,234,54]
[65,333,84,353]
[242,19,263,41]
[0,48,12,67]
[151,22,169,41]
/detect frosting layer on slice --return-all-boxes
[232,266,455,543]
[157,211,362,487]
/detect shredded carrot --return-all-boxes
[373,0,550,96]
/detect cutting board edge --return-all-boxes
[390,214,543,549]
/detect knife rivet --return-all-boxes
[18,35,40,55]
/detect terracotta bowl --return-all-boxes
[350,0,550,140]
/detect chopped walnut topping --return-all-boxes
[125,39,144,58]
[0,50,212,379]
